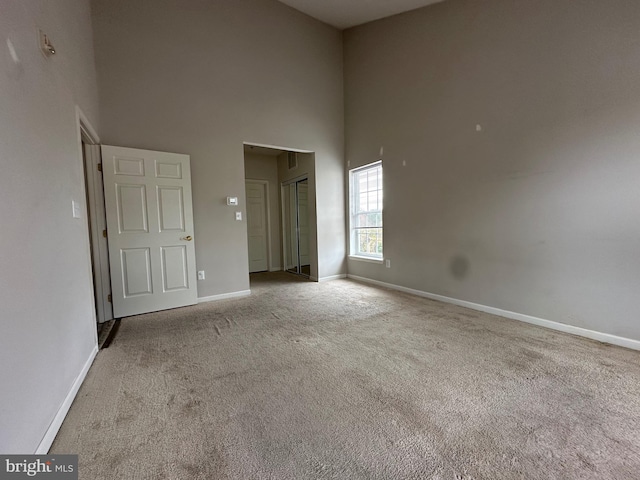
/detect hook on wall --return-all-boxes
[39,30,56,57]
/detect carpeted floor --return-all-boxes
[51,272,640,479]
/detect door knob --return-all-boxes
[182,235,193,241]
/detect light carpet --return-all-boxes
[51,272,640,479]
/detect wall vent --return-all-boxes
[287,152,298,170]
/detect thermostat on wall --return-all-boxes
[227,196,238,206]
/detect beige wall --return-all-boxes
[244,152,282,270]
[5,0,638,453]
[344,0,640,340]
[91,0,346,294]
[0,0,100,452]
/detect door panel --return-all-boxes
[102,145,197,318]
[121,248,153,297]
[114,156,145,176]
[245,181,268,273]
[161,245,189,291]
[117,184,148,233]
[288,183,298,271]
[83,144,114,323]
[155,161,182,179]
[298,182,310,267]
[282,178,309,276]
[157,186,184,231]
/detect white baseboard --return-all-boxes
[318,274,347,282]
[268,267,282,272]
[347,274,640,351]
[197,290,251,304]
[36,344,98,454]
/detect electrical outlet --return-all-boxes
[197,271,205,280]
[385,259,391,268]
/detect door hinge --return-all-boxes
[102,229,107,238]
[107,294,112,303]
[97,163,102,172]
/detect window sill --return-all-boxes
[348,255,384,265]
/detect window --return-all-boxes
[349,161,383,259]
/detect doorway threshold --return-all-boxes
[97,319,121,349]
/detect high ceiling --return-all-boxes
[277,0,446,29]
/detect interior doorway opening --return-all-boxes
[80,138,99,316]
[243,143,318,280]
[77,110,112,324]
[76,108,117,347]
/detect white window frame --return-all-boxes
[349,161,383,261]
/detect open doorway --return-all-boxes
[243,143,318,280]
[76,108,116,347]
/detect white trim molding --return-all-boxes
[347,275,640,351]
[36,344,98,454]
[197,290,251,304]
[75,106,100,144]
[243,141,313,154]
[348,256,384,264]
[318,274,347,282]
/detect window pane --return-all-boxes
[350,162,382,258]
[358,176,368,193]
[359,193,367,211]
[354,212,378,228]
[367,191,377,211]
[356,228,382,256]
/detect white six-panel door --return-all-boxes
[246,180,269,273]
[102,145,197,318]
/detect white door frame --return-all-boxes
[245,179,272,272]
[281,174,308,277]
[75,107,113,325]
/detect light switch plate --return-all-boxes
[235,212,242,221]
[72,200,81,219]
